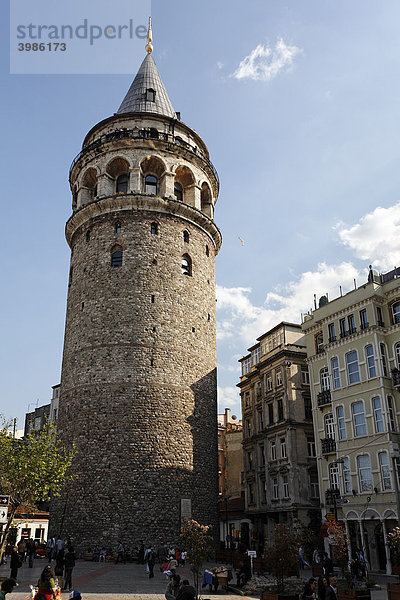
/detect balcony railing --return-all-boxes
[393,368,400,387]
[317,390,332,408]
[321,438,336,454]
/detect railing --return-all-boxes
[317,390,331,407]
[321,438,336,454]
[69,127,220,187]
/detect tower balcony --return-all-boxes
[317,389,331,408]
[321,438,336,455]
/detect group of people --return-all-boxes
[165,574,196,600]
[302,575,338,600]
[34,564,82,600]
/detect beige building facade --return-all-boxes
[302,266,400,574]
[238,322,319,551]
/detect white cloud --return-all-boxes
[217,385,241,417]
[231,39,301,82]
[337,202,400,271]
[216,261,361,346]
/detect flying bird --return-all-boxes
[238,237,244,246]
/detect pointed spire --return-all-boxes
[116,18,177,119]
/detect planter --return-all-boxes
[260,593,298,600]
[388,583,400,600]
[337,590,371,600]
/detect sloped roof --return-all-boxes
[117,54,177,119]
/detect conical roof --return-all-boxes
[117,54,177,119]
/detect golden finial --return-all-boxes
[145,16,153,54]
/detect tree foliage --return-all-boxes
[0,417,74,561]
[387,526,400,567]
[180,519,213,597]
[265,524,299,592]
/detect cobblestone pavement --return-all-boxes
[0,558,389,600]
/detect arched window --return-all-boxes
[320,367,330,391]
[86,230,91,242]
[174,182,183,201]
[357,455,373,492]
[379,452,391,490]
[111,250,123,268]
[183,230,190,243]
[393,302,400,324]
[396,342,400,368]
[380,343,388,376]
[346,350,360,384]
[81,168,97,203]
[181,254,192,276]
[324,413,335,439]
[146,88,156,102]
[352,401,367,436]
[329,462,340,490]
[115,222,121,234]
[365,344,376,378]
[205,245,209,257]
[342,457,352,493]
[150,222,158,235]
[145,175,157,195]
[116,173,129,194]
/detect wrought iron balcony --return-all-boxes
[317,389,331,408]
[325,487,340,503]
[393,368,400,387]
[321,438,336,454]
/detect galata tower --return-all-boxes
[51,21,221,550]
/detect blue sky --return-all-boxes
[2,0,400,426]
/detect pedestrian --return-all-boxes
[325,576,338,600]
[165,574,181,600]
[168,555,178,577]
[322,552,333,577]
[138,542,145,564]
[301,577,317,600]
[180,551,186,567]
[99,548,106,563]
[317,575,328,600]
[55,537,63,559]
[0,578,16,600]
[55,549,65,590]
[64,546,76,591]
[115,541,125,564]
[176,579,196,600]
[36,565,58,600]
[27,538,35,568]
[147,547,157,579]
[17,539,26,563]
[144,545,151,573]
[10,547,20,580]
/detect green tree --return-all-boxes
[265,524,299,592]
[180,519,213,597]
[0,417,74,562]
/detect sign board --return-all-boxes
[247,550,257,557]
[0,508,8,524]
[0,496,10,506]
[325,513,335,521]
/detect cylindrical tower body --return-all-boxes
[50,54,221,550]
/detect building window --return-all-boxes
[145,174,157,194]
[248,483,254,504]
[150,222,158,235]
[266,374,273,391]
[272,477,279,499]
[268,403,274,424]
[379,452,391,490]
[282,475,289,498]
[252,347,261,366]
[86,230,91,242]
[387,396,397,431]
[256,381,262,399]
[376,305,384,327]
[352,401,367,437]
[242,358,251,375]
[348,314,356,334]
[275,369,282,387]
[380,343,388,377]
[247,451,253,470]
[346,350,360,384]
[258,410,264,431]
[34,417,41,431]
[115,222,121,234]
[320,367,330,391]
[396,342,400,368]
[270,440,276,461]
[206,245,209,257]
[324,413,335,439]
[315,332,324,353]
[174,182,183,201]
[260,445,265,466]
[339,318,347,338]
[277,398,284,421]
[116,173,129,194]
[244,392,250,407]
[181,254,192,276]
[328,323,336,342]
[343,457,352,494]
[245,420,251,437]
[262,479,267,501]
[307,438,316,457]
[280,438,287,458]
[331,357,341,389]
[372,397,384,433]
[329,462,340,490]
[146,88,156,102]
[360,308,368,330]
[111,250,123,267]
[393,302,400,324]
[310,473,319,498]
[304,396,312,419]
[365,344,376,378]
[183,230,190,243]
[357,455,373,492]
[336,405,347,440]
[301,367,310,385]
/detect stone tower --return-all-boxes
[51,30,221,550]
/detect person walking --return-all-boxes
[147,547,157,579]
[36,565,58,600]
[55,549,65,590]
[301,577,317,600]
[325,576,338,600]
[115,541,125,564]
[27,538,35,568]
[63,546,76,592]
[10,547,20,580]
[165,574,181,600]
